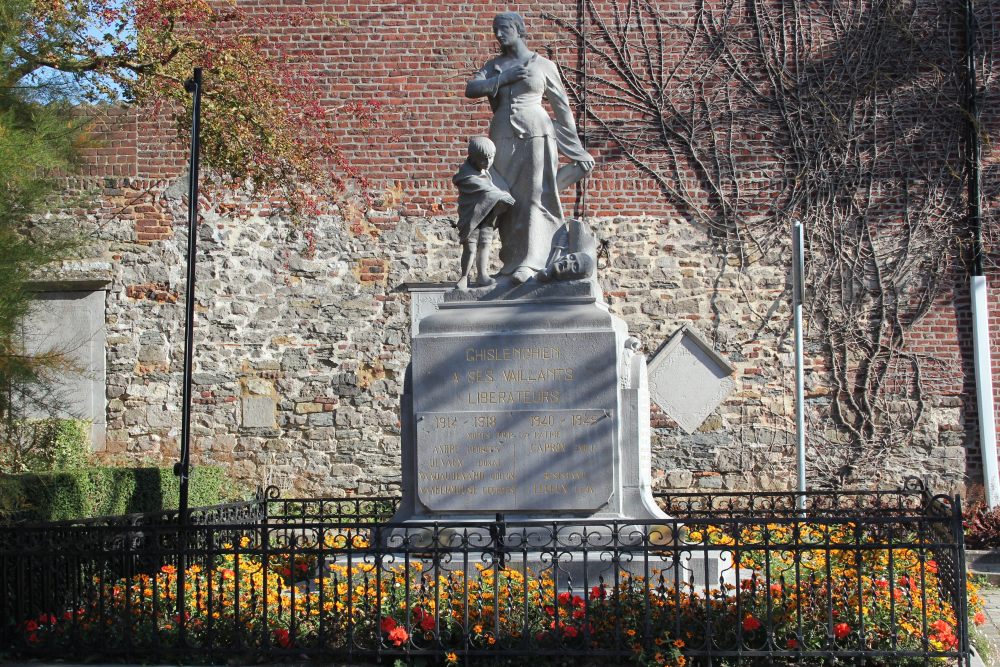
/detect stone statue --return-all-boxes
[537,217,599,283]
[537,251,595,282]
[465,11,595,285]
[452,137,515,289]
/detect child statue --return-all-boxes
[452,137,515,289]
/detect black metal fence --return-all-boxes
[0,482,972,665]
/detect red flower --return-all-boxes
[273,628,292,648]
[388,625,409,647]
[160,564,177,575]
[418,613,435,631]
[558,592,572,605]
[975,612,987,626]
[590,585,606,600]
[23,620,38,632]
[742,615,762,632]
[563,625,579,639]
[833,622,851,640]
[380,617,397,633]
[786,638,798,649]
[930,619,955,643]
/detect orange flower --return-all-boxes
[975,611,987,626]
[160,564,177,575]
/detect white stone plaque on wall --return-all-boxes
[648,325,736,434]
[21,288,108,446]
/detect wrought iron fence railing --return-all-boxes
[0,483,972,666]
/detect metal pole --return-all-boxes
[964,0,999,507]
[175,66,202,645]
[792,221,806,510]
[177,66,202,518]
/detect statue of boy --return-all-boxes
[452,137,515,289]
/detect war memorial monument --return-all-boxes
[388,12,671,543]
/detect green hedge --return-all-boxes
[0,418,91,474]
[0,466,225,522]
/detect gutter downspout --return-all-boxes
[965,0,999,507]
[793,221,806,511]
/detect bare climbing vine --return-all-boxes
[548,0,996,486]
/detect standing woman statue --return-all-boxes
[466,12,595,285]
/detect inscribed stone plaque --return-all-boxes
[411,329,618,512]
[416,409,613,511]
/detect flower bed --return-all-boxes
[6,521,982,666]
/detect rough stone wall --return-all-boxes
[65,0,999,499]
[74,174,977,498]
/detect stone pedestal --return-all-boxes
[390,290,667,528]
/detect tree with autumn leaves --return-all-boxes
[0,0,371,427]
[3,0,374,199]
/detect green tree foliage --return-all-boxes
[0,0,87,424]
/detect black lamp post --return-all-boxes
[175,66,202,644]
[177,67,202,520]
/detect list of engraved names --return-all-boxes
[413,336,615,512]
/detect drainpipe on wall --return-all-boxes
[965,0,999,507]
[792,221,806,510]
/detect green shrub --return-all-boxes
[0,418,91,473]
[0,465,225,522]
